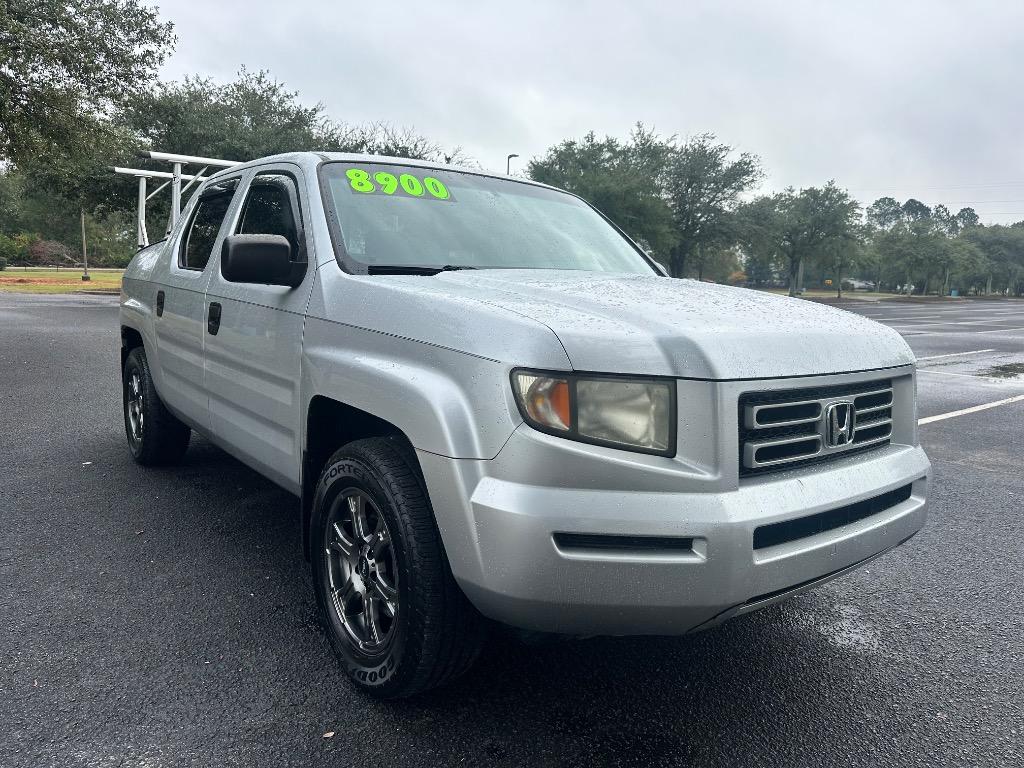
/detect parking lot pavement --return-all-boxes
[835,299,1024,421]
[1,293,1023,767]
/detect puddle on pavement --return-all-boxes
[977,362,1024,379]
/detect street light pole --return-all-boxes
[80,209,90,282]
[506,153,519,175]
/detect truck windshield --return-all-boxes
[320,162,656,274]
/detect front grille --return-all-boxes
[739,379,893,476]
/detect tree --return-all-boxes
[0,232,25,265]
[866,197,903,230]
[824,227,865,298]
[863,197,907,291]
[528,125,676,261]
[901,198,931,222]
[0,0,174,164]
[873,219,934,295]
[661,134,762,278]
[694,244,742,283]
[864,197,989,294]
[120,68,458,162]
[955,207,980,231]
[932,204,956,236]
[112,69,456,231]
[942,238,984,296]
[741,183,861,296]
[119,69,359,162]
[948,236,990,295]
[0,231,34,266]
[735,194,796,287]
[529,127,760,277]
[0,166,135,265]
[962,225,1024,295]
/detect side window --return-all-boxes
[180,179,238,271]
[237,173,302,256]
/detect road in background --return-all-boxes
[2,293,1022,767]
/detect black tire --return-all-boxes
[122,346,191,466]
[311,436,487,699]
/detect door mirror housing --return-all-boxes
[221,234,305,287]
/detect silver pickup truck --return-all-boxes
[118,152,930,698]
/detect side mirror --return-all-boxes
[221,234,305,287]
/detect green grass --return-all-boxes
[0,267,123,294]
[762,288,905,300]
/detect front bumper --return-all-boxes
[420,424,929,636]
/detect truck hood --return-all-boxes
[433,270,915,379]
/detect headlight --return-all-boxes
[511,369,675,456]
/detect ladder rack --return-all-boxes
[112,150,241,249]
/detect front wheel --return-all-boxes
[122,347,190,465]
[311,437,487,698]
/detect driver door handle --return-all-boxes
[207,302,222,335]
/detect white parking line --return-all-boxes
[884,319,1024,329]
[917,349,995,361]
[973,326,1024,334]
[945,318,1024,326]
[907,326,1024,337]
[861,308,1023,316]
[918,369,983,378]
[871,315,943,321]
[919,394,1024,425]
[942,319,1018,326]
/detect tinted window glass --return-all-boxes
[238,174,300,255]
[320,163,654,274]
[181,180,237,270]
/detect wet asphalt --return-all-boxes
[1,292,1022,767]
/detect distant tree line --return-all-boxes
[530,127,1024,297]
[2,0,1023,294]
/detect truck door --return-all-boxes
[202,166,315,494]
[152,177,240,432]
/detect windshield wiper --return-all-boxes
[366,264,479,275]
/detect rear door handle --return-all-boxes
[207,302,222,335]
[156,290,165,317]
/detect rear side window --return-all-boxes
[237,173,302,256]
[180,179,238,271]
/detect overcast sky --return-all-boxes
[157,0,1024,223]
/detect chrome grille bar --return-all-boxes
[739,381,894,475]
[744,399,822,429]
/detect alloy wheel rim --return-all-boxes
[127,371,144,443]
[324,489,399,654]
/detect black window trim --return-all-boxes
[232,168,308,265]
[177,176,242,272]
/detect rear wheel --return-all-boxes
[311,437,487,698]
[122,347,190,465]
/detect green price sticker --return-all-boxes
[345,168,454,201]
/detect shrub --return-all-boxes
[0,232,34,266]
